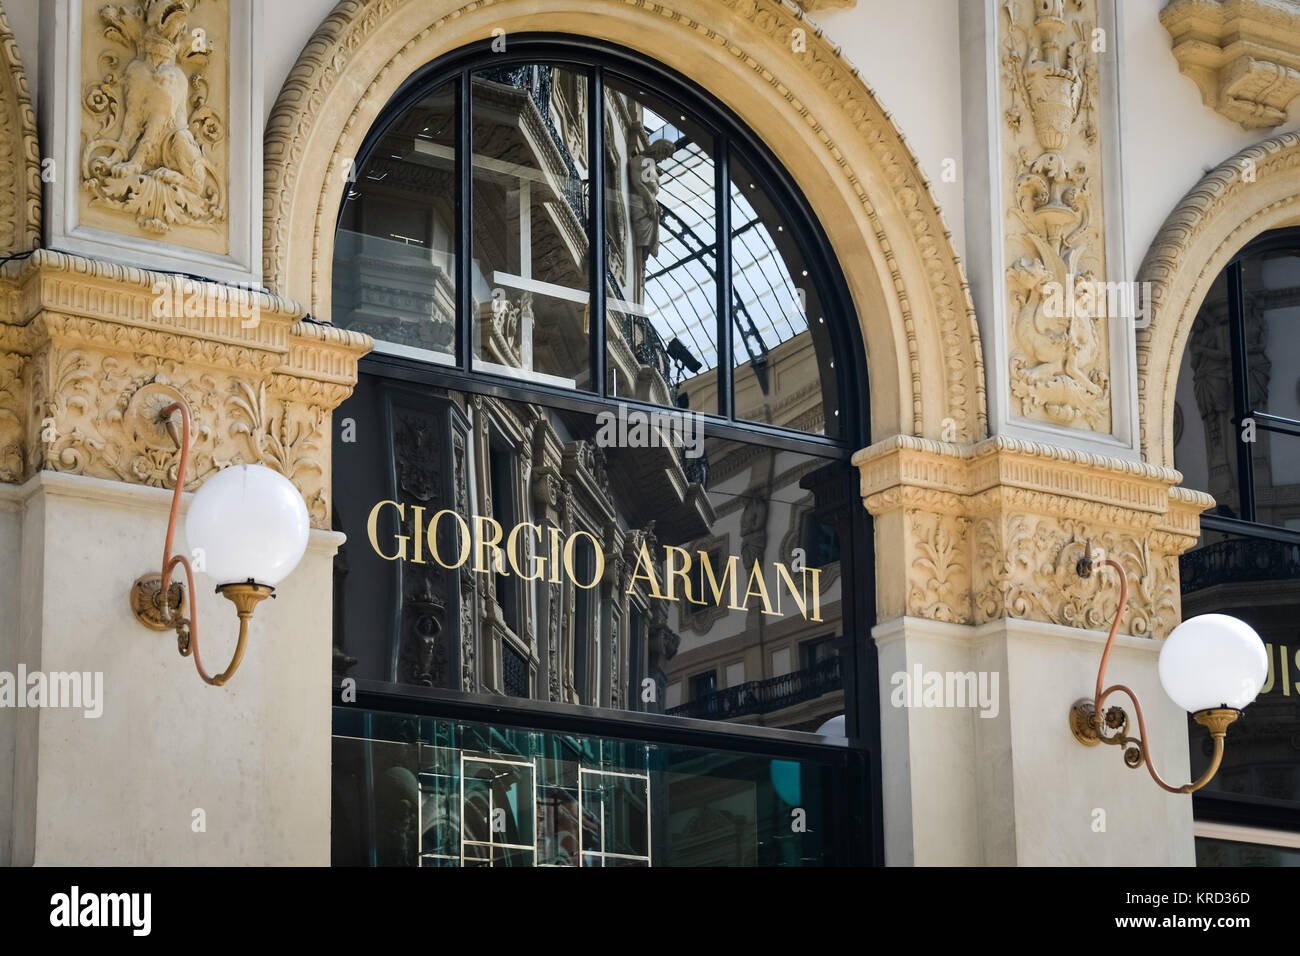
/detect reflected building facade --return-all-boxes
[328,50,870,866]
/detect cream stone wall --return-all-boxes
[0,473,338,865]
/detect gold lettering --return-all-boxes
[548,525,563,584]
[565,530,605,589]
[627,541,665,599]
[473,515,508,574]
[773,562,806,619]
[411,505,426,564]
[743,562,777,616]
[805,567,823,622]
[698,551,743,610]
[507,522,545,581]
[366,500,407,561]
[427,509,470,569]
[663,546,701,604]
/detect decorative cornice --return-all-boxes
[0,250,372,528]
[1161,0,1300,129]
[0,2,41,254]
[262,0,987,445]
[855,436,1210,637]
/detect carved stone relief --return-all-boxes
[855,436,1211,639]
[1001,0,1111,432]
[79,0,230,252]
[0,251,369,529]
[0,3,40,256]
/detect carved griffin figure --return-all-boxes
[82,0,226,234]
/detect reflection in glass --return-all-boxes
[472,64,591,387]
[333,81,457,356]
[332,378,856,734]
[603,79,718,412]
[1196,837,1300,866]
[331,708,851,866]
[729,156,840,438]
[1180,533,1300,801]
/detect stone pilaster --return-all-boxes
[855,435,1209,864]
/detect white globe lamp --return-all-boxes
[186,463,310,587]
[1158,613,1267,714]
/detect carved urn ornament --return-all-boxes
[1001,0,1110,432]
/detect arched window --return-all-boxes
[329,37,877,867]
[1175,227,1300,857]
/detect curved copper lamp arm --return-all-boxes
[1084,557,1230,794]
[156,401,259,687]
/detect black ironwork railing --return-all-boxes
[1180,537,1300,594]
[668,656,842,721]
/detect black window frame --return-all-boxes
[330,35,882,865]
[1183,226,1300,837]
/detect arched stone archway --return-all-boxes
[0,2,40,255]
[1137,132,1300,468]
[262,0,986,446]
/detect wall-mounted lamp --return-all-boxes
[1069,552,1267,793]
[129,400,310,686]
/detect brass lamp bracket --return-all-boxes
[130,573,183,631]
[1066,555,1244,793]
[1069,698,1143,769]
[130,573,192,655]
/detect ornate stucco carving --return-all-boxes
[0,3,41,255]
[79,0,229,251]
[0,250,370,527]
[1136,131,1300,466]
[854,435,1212,638]
[1161,0,1300,130]
[1001,0,1111,432]
[261,0,987,446]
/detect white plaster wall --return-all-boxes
[812,0,968,266]
[5,472,338,865]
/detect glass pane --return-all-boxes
[333,708,856,866]
[1253,430,1300,530]
[1197,838,1300,866]
[729,156,840,438]
[1243,249,1300,424]
[1180,531,1300,801]
[603,78,719,412]
[333,81,457,357]
[1174,270,1246,518]
[331,378,859,733]
[471,65,591,388]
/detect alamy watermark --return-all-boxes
[0,666,103,718]
[150,277,261,328]
[1041,274,1152,329]
[595,402,704,459]
[890,664,999,719]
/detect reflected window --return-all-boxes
[334,81,457,358]
[1175,227,1300,844]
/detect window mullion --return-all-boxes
[457,70,473,372]
[716,134,733,421]
[589,68,606,397]
[1227,260,1256,521]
